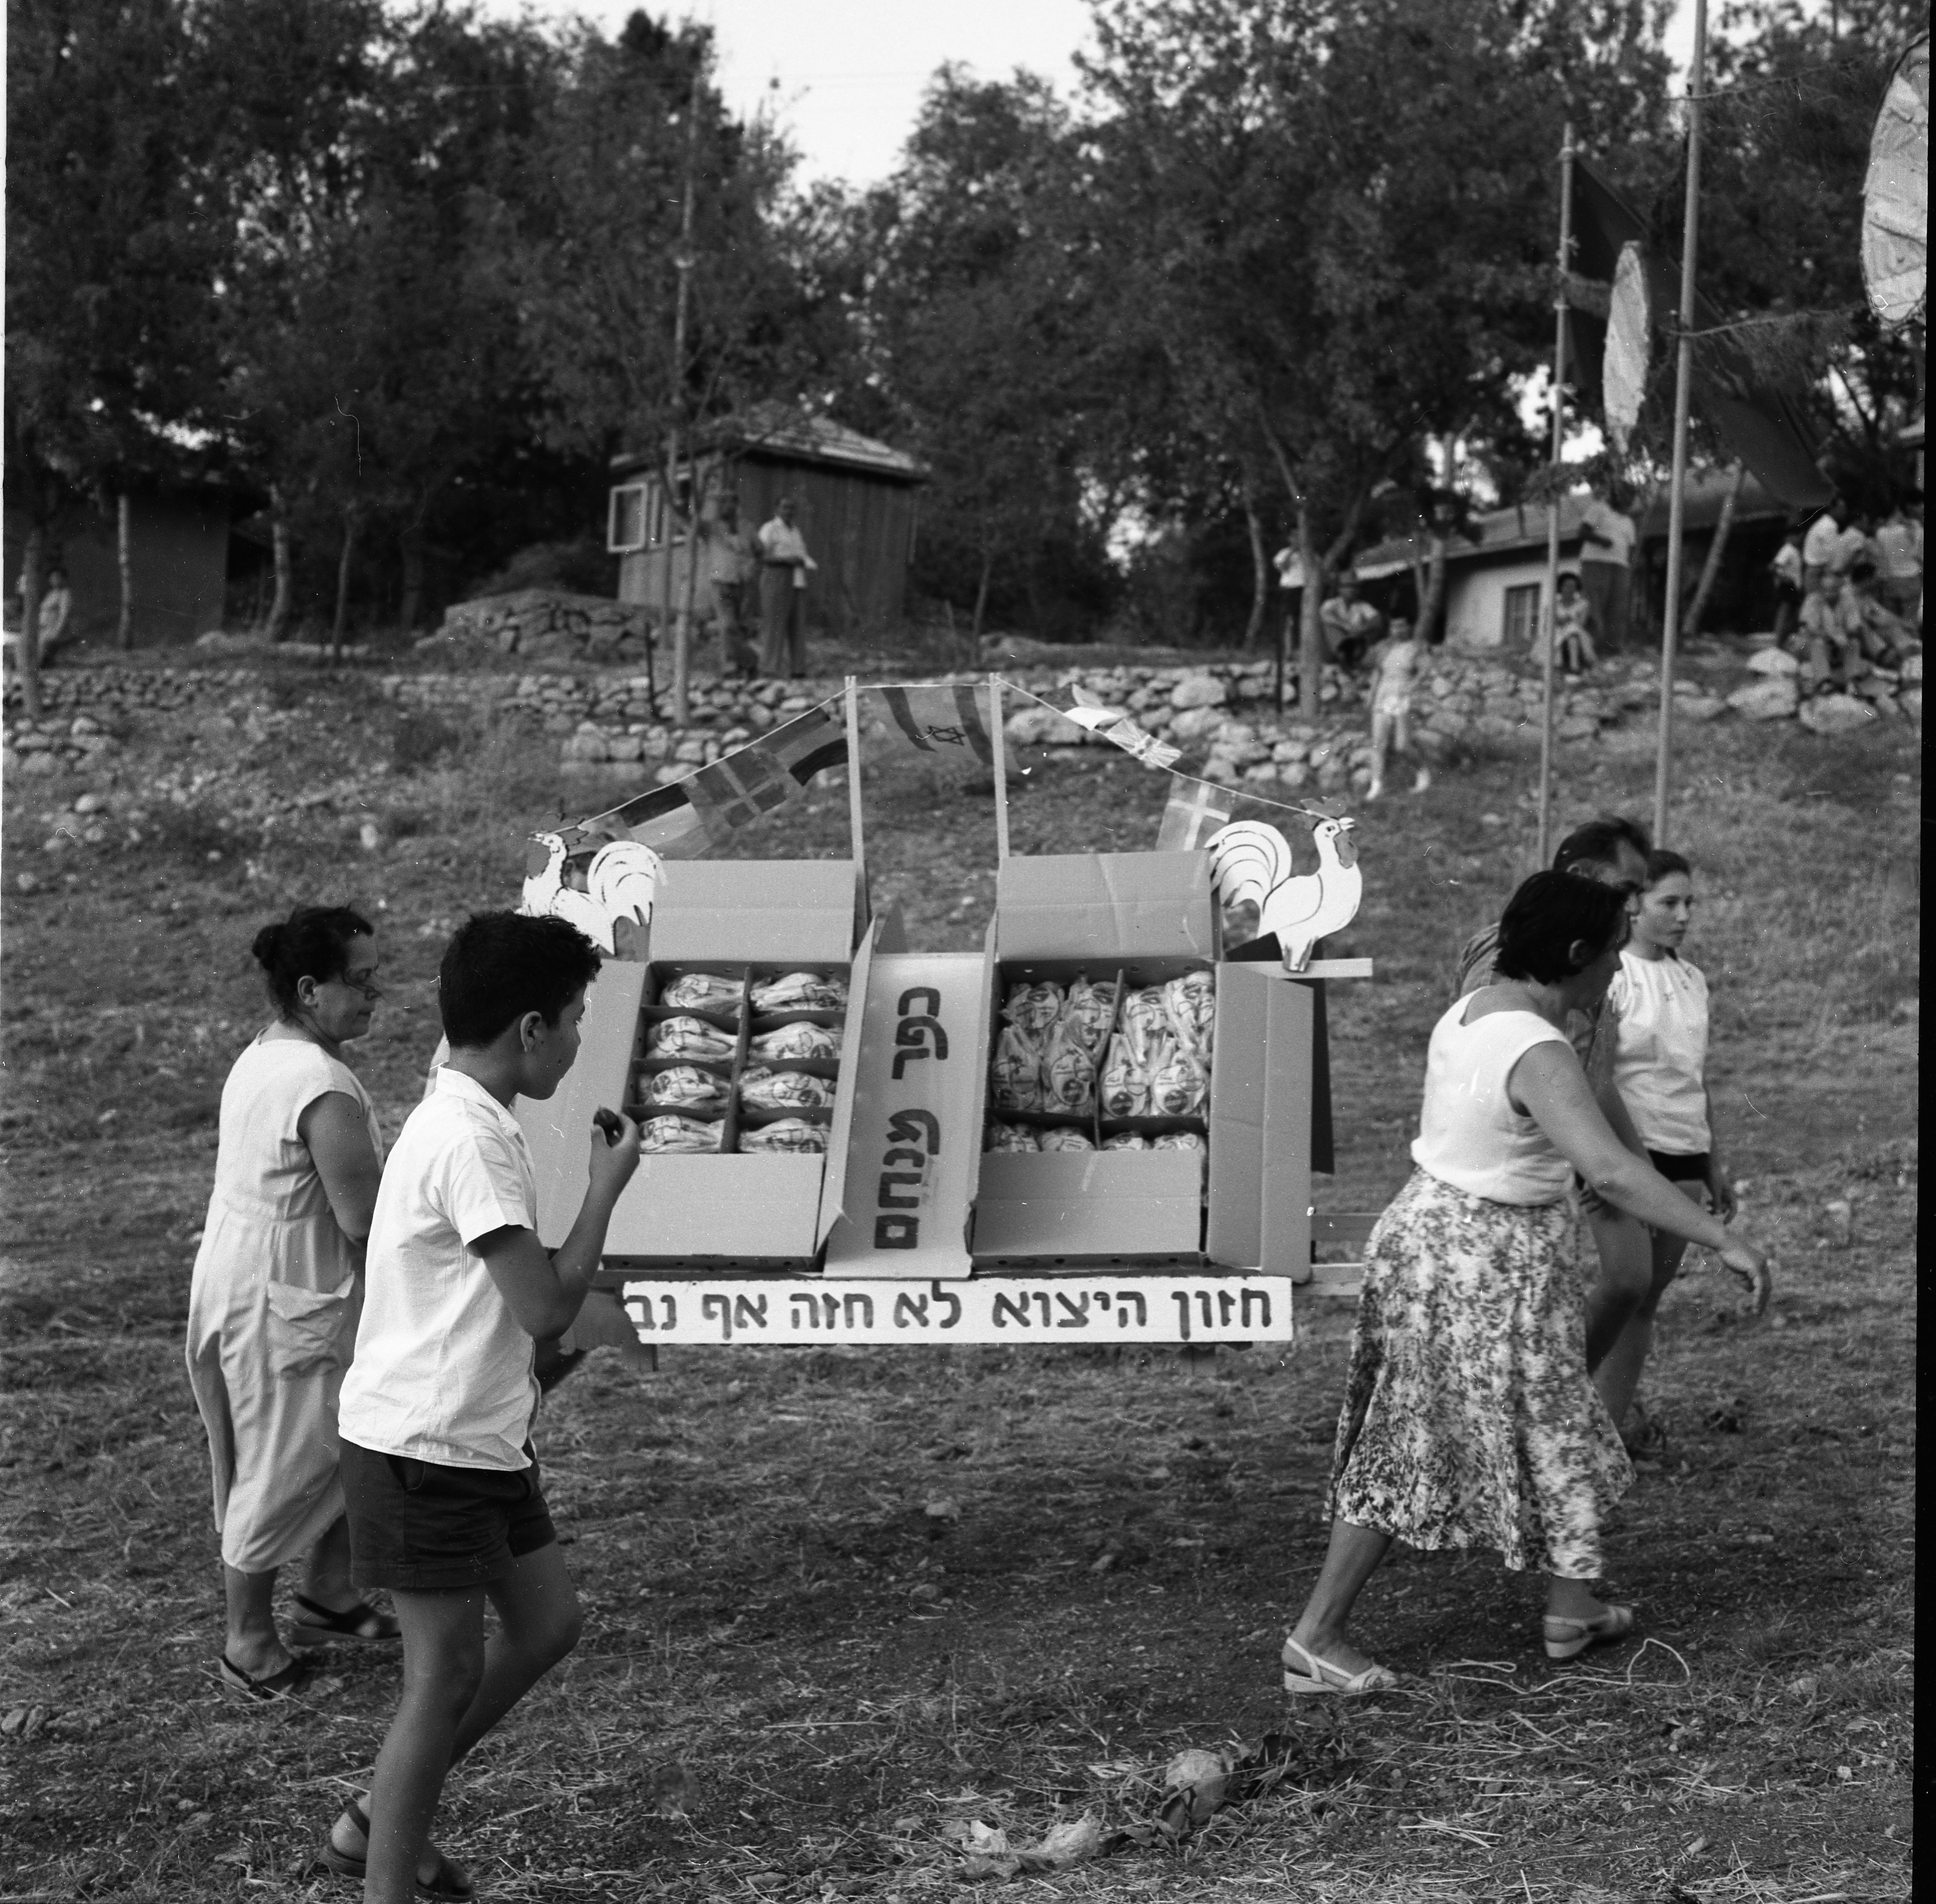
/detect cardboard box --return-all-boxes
[967,851,1313,1274]
[521,860,873,1268]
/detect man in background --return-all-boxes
[1318,571,1384,671]
[756,496,814,679]
[1578,488,1636,651]
[1872,501,1921,622]
[703,493,758,678]
[1800,499,1841,594]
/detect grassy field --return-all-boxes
[0,663,1916,1902]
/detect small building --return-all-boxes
[607,409,926,643]
[3,482,231,647]
[1345,470,1792,651]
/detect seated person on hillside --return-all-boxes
[1318,574,1385,671]
[1846,562,1916,668]
[1794,573,1865,695]
[1549,572,1597,675]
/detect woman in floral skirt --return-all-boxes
[1281,872,1770,1693]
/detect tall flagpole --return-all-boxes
[1654,0,1707,847]
[1537,122,1576,869]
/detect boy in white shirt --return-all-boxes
[323,912,639,1903]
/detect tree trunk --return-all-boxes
[17,527,46,721]
[970,550,994,640]
[331,508,357,661]
[1242,492,1268,649]
[680,460,710,677]
[1297,508,1325,712]
[1681,462,1744,637]
[117,492,135,649]
[399,526,427,633]
[264,485,292,641]
[1418,519,1450,645]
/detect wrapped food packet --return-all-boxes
[647,1015,737,1061]
[1152,1130,1207,1153]
[1102,1131,1151,1150]
[990,1022,1046,1113]
[642,1065,729,1113]
[1061,975,1118,1055]
[1003,979,1064,1034]
[986,1122,1039,1153]
[738,1118,828,1154]
[750,971,847,1013]
[1099,1029,1152,1118]
[739,1066,835,1113]
[1040,1019,1097,1117]
[660,972,746,1014]
[1150,1041,1210,1117]
[1162,971,1216,1053]
[639,1114,722,1154]
[1120,986,1172,1046]
[751,1020,840,1062]
[1038,1125,1095,1153]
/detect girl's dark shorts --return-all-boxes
[340,1439,557,1592]
[1648,1150,1711,1184]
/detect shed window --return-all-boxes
[1502,582,1541,649]
[608,483,657,553]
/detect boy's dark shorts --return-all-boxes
[1647,1149,1711,1185]
[340,1439,557,1592]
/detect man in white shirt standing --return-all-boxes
[756,495,815,678]
[1578,489,1636,652]
[1872,500,1922,621]
[1800,500,1841,594]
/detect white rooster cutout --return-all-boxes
[521,833,664,955]
[1205,817,1361,973]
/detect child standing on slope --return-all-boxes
[1598,849,1738,1454]
[1365,615,1432,800]
[321,912,638,1903]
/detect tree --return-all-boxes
[6,0,227,710]
[1079,0,1673,693]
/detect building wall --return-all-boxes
[5,491,230,646]
[617,454,919,640]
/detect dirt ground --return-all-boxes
[0,662,1916,1901]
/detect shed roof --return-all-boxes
[613,407,926,485]
[1340,469,1789,584]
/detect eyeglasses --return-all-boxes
[334,973,384,1001]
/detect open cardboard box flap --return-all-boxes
[995,852,1217,962]
[648,859,864,965]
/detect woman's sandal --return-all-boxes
[218,1653,310,1701]
[1281,1635,1399,1696]
[1542,1603,1637,1662]
[289,1594,401,1646]
[317,1798,476,1902]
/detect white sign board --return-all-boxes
[621,1275,1295,1346]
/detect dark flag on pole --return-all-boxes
[1561,155,1833,511]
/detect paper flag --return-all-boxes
[873,682,995,765]
[1155,776,1233,852]
[1063,685,1183,770]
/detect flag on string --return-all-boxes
[1154,775,1232,852]
[574,703,849,859]
[1061,685,1183,770]
[871,682,995,765]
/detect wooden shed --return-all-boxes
[608,409,926,642]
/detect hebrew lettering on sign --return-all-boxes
[622,1277,1294,1346]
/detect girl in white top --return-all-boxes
[1598,849,1735,1439]
[1365,617,1431,800]
[1281,871,1769,1698]
[184,907,391,1700]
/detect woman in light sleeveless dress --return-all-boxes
[185,906,392,1698]
[1281,873,1770,1693]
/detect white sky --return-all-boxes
[484,2,1711,189]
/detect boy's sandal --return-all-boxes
[1281,1635,1399,1696]
[218,1653,310,1701]
[318,1799,477,1902]
[1542,1604,1637,1662]
[290,1594,401,1645]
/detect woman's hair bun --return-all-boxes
[250,923,287,971]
